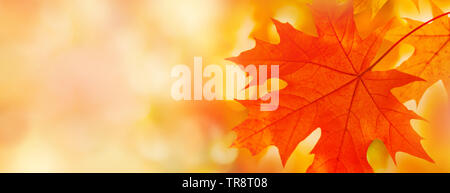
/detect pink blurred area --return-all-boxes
[0,0,448,172]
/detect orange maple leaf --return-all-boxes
[228,0,432,172]
[386,4,450,102]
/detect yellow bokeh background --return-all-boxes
[0,0,448,172]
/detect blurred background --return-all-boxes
[0,0,448,172]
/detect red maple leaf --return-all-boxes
[228,0,432,173]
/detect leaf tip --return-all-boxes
[225,56,238,63]
[270,18,281,25]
